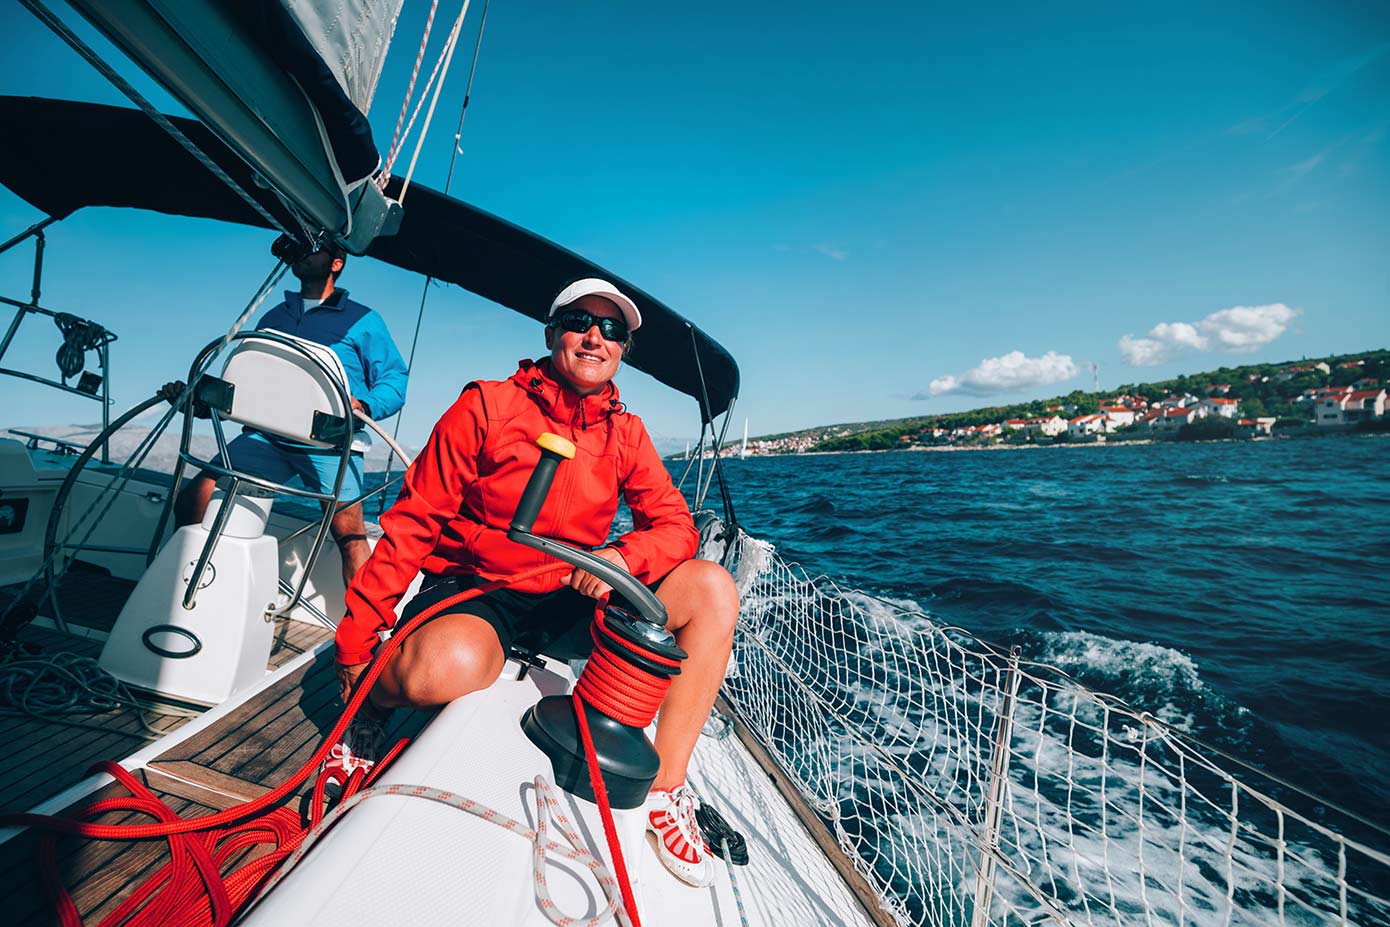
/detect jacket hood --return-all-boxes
[510,358,626,429]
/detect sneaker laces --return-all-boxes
[661,784,708,854]
[330,717,386,773]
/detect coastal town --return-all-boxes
[703,352,1389,457]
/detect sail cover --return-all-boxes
[63,0,403,253]
[283,0,402,114]
[0,97,739,421]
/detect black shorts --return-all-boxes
[399,574,600,661]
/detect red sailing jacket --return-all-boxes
[335,358,698,664]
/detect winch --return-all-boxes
[506,433,688,809]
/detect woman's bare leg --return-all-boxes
[649,559,740,791]
[369,612,507,710]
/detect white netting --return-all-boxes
[709,523,1390,927]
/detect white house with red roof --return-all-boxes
[1207,384,1232,395]
[1157,393,1200,409]
[1068,414,1106,437]
[1236,417,1277,437]
[1156,406,1200,431]
[1316,393,1352,426]
[1135,409,1163,429]
[1025,415,1067,437]
[1345,389,1387,423]
[1002,418,1029,431]
[1199,397,1240,418]
[1098,405,1136,429]
[1276,362,1331,382]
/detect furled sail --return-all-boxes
[284,0,401,114]
[63,0,405,253]
[0,96,741,421]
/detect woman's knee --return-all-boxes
[662,560,740,636]
[392,620,504,706]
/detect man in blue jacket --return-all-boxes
[166,241,409,588]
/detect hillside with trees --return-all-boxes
[732,349,1388,455]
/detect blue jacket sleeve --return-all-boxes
[354,311,409,419]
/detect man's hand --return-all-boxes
[562,546,629,600]
[159,380,212,419]
[158,380,186,405]
[351,398,369,419]
[337,660,370,705]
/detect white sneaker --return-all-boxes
[321,716,387,786]
[645,784,716,887]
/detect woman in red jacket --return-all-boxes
[332,278,740,887]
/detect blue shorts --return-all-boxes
[210,431,365,502]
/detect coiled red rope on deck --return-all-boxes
[2,563,569,926]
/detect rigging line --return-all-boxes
[397,0,472,201]
[382,0,441,179]
[699,398,736,516]
[380,0,492,515]
[18,0,289,237]
[685,323,738,525]
[675,428,705,490]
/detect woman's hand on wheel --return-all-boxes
[562,546,629,599]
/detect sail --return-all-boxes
[284,0,402,114]
[63,0,404,253]
[0,96,740,422]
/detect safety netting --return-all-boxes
[706,523,1390,927]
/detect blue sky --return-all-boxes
[2,2,1387,446]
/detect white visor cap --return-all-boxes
[548,278,642,333]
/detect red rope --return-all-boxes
[5,563,569,926]
[11,562,675,927]
[570,597,684,927]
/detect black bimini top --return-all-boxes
[0,96,738,422]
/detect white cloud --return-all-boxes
[917,350,1079,398]
[1119,303,1299,367]
[813,243,847,261]
[1200,304,1299,350]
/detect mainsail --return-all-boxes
[61,0,405,253]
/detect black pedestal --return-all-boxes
[521,695,658,809]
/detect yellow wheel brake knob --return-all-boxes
[536,432,576,459]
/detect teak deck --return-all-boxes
[1,582,419,926]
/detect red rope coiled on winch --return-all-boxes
[569,599,685,927]
[573,609,679,727]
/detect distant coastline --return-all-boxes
[675,348,1388,461]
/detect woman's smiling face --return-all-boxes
[547,294,627,395]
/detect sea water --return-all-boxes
[694,435,1390,831]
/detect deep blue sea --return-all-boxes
[688,436,1390,828]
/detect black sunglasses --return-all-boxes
[549,308,630,343]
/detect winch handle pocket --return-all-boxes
[507,433,668,627]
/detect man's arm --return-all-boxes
[354,311,409,420]
[609,422,699,584]
[336,386,484,664]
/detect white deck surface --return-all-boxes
[241,660,875,926]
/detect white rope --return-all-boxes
[380,0,472,191]
[396,0,473,203]
[249,776,634,927]
[382,0,442,177]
